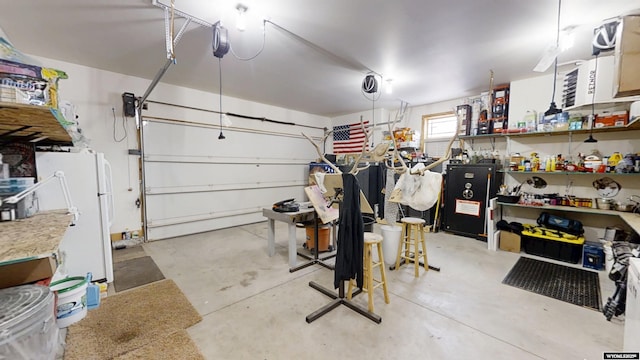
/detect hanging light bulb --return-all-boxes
[560,28,575,52]
[236,4,248,32]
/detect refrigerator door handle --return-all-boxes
[103,159,115,228]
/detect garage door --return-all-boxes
[140,102,326,241]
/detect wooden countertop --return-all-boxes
[0,210,73,265]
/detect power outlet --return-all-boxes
[122,92,136,117]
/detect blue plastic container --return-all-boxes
[583,242,604,270]
[85,273,100,310]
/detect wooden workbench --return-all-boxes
[0,210,72,288]
[0,210,72,265]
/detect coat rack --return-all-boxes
[304,176,382,324]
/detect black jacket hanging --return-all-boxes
[334,173,364,289]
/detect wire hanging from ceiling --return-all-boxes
[584,53,599,143]
[112,107,127,142]
[544,0,563,117]
[229,20,267,61]
[218,57,226,140]
[361,74,383,133]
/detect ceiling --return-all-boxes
[1,0,639,117]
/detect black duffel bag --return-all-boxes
[537,212,583,236]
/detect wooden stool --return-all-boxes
[347,232,390,312]
[395,217,428,277]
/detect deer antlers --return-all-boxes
[301,132,342,174]
[386,102,460,175]
[303,102,460,179]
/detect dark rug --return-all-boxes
[113,255,165,292]
[502,257,602,311]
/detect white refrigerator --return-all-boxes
[35,152,114,283]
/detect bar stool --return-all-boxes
[347,232,390,312]
[395,217,428,277]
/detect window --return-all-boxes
[423,113,457,139]
[422,112,457,157]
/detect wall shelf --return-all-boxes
[499,170,640,176]
[497,202,622,217]
[564,96,640,112]
[0,102,72,145]
[459,117,640,141]
[498,202,640,234]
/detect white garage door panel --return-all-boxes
[145,163,307,192]
[143,120,320,160]
[145,186,307,240]
[147,185,305,217]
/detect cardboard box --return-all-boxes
[0,256,57,289]
[499,231,521,253]
[614,16,640,98]
[594,111,629,128]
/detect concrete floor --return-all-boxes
[142,222,624,359]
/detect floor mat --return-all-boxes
[113,255,165,293]
[502,257,602,311]
[112,245,146,263]
[64,279,202,360]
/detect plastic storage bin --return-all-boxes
[521,226,585,264]
[0,177,35,195]
[0,285,59,360]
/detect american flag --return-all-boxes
[333,121,369,154]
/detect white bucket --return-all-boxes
[603,243,614,275]
[49,276,88,328]
[381,225,403,266]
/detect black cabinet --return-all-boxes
[442,164,503,239]
[338,164,384,216]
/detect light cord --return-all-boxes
[218,57,225,139]
[230,20,267,61]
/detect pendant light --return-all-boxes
[584,54,599,143]
[544,0,563,117]
[218,58,225,140]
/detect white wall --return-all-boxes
[32,56,330,236]
[509,73,555,126]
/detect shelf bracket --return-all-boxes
[0,128,44,145]
[0,125,31,138]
